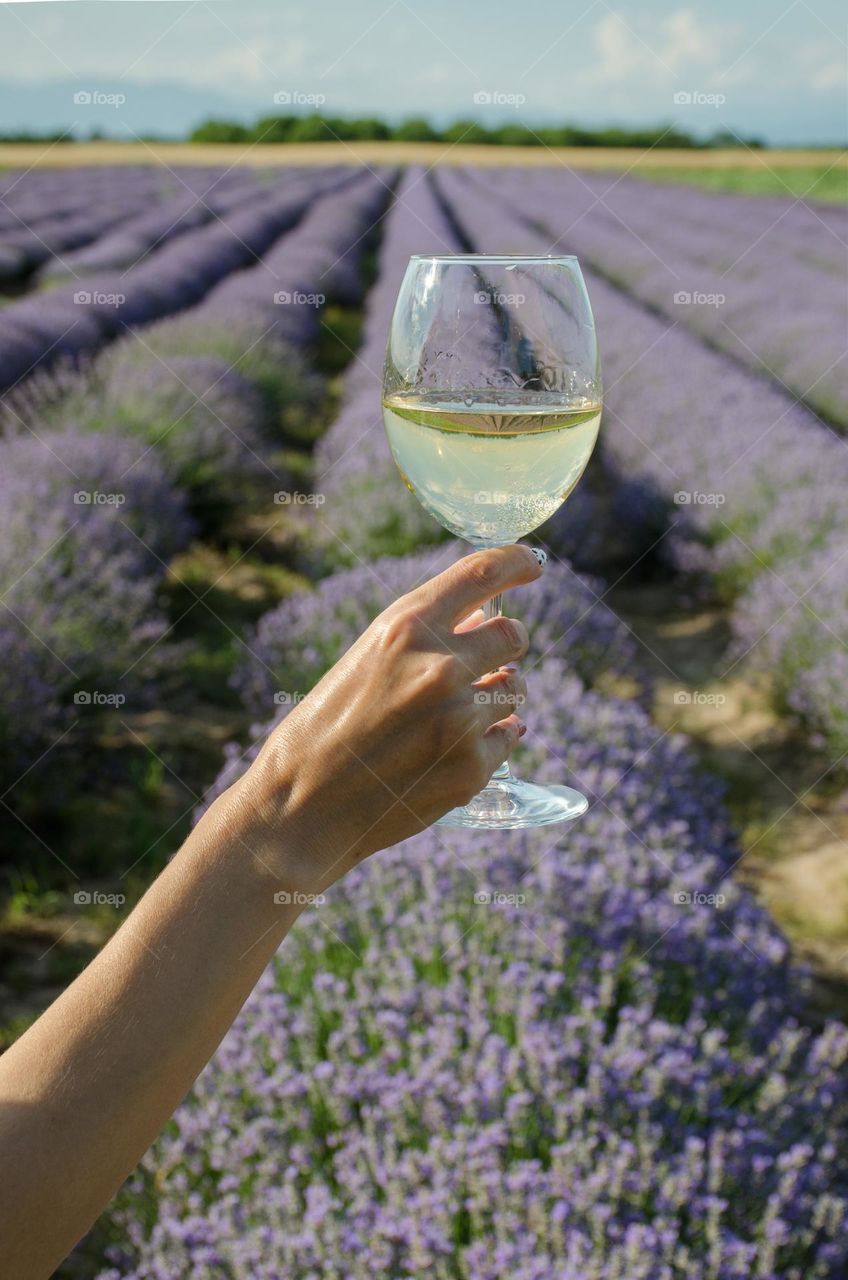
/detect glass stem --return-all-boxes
[484,590,514,784]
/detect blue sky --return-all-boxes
[0,0,845,144]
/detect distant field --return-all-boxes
[629,162,848,203]
[0,138,845,183]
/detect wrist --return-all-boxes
[188,772,317,926]
[209,746,331,897]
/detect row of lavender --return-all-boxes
[468,165,848,429]
[0,170,391,807]
[0,164,179,230]
[437,166,848,761]
[0,166,234,284]
[0,166,352,392]
[312,166,462,561]
[93,174,848,1280]
[37,168,277,282]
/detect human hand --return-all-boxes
[232,545,542,895]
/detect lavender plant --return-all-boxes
[38,171,266,281]
[0,166,174,277]
[21,352,280,522]
[0,428,191,782]
[311,169,467,564]
[96,636,847,1280]
[0,169,345,391]
[732,535,848,757]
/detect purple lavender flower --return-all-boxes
[0,428,191,783]
[99,679,848,1278]
[0,169,350,391]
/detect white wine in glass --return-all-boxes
[382,255,602,829]
[383,392,601,547]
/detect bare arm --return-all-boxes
[0,545,540,1279]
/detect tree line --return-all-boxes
[188,116,763,148]
[0,118,765,148]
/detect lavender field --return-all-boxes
[1,162,846,1278]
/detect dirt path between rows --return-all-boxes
[607,578,848,1024]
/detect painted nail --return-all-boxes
[530,547,547,568]
[517,720,528,737]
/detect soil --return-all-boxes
[608,578,848,1024]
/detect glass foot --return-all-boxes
[435,776,588,830]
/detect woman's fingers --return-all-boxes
[481,714,524,774]
[472,667,527,727]
[412,545,543,629]
[456,613,529,678]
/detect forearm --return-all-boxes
[0,783,302,1280]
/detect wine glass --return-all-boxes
[382,255,602,829]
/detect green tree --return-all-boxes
[349,117,392,141]
[442,120,492,144]
[489,123,543,146]
[394,117,439,142]
[252,115,300,143]
[284,115,332,142]
[189,119,251,144]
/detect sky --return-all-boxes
[0,0,845,145]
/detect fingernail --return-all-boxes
[530,547,547,569]
[517,720,528,737]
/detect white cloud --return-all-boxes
[659,9,723,65]
[809,61,846,91]
[798,41,846,93]
[593,12,648,80]
[586,8,732,83]
[132,42,274,87]
[417,62,454,85]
